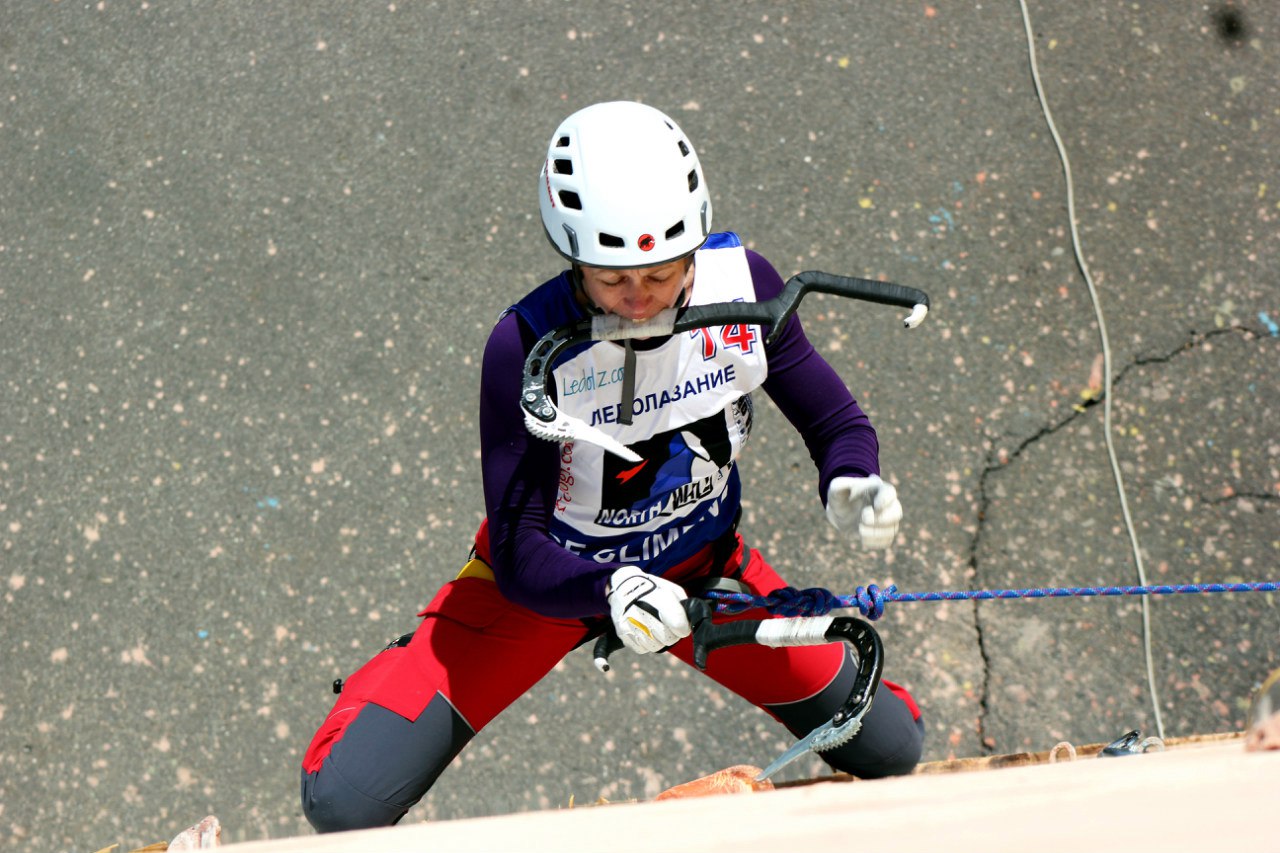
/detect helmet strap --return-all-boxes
[570,264,606,316]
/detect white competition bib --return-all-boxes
[547,244,768,568]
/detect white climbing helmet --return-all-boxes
[538,101,712,268]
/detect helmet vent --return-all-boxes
[687,170,699,192]
[555,135,571,148]
[558,190,582,210]
[665,221,685,240]
[678,140,690,157]
[598,233,624,248]
[553,158,574,175]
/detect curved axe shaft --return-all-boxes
[519,271,930,461]
[592,597,885,782]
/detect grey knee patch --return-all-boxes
[301,695,474,833]
[302,757,409,833]
[766,654,922,779]
[818,691,924,778]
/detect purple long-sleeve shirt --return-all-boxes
[478,249,879,619]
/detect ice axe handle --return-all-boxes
[764,271,931,343]
[591,598,776,673]
[592,629,626,673]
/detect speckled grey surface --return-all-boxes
[1,3,1276,850]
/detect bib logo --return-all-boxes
[595,412,733,527]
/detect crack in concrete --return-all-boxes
[965,324,1264,754]
[1203,491,1280,506]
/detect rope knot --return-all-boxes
[765,586,838,617]
[853,583,896,621]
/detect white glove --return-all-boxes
[826,474,903,549]
[606,567,691,654]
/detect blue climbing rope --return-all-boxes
[704,581,1280,621]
